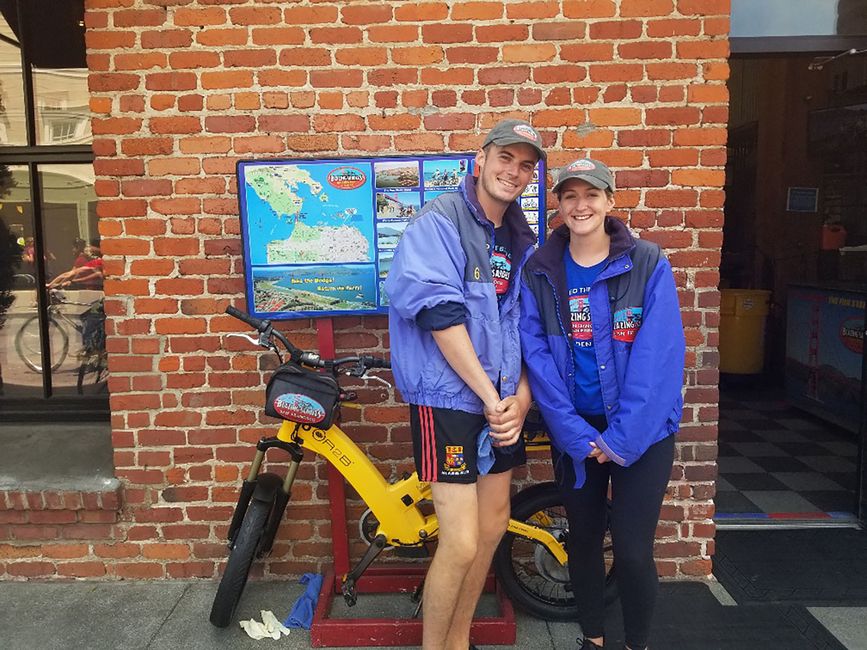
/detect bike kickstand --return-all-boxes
[341,533,388,607]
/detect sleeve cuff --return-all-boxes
[416,301,467,331]
[595,434,627,466]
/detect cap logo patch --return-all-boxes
[568,159,596,171]
[512,124,538,142]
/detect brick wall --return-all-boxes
[1,0,727,580]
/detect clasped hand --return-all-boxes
[588,441,611,464]
[484,395,529,448]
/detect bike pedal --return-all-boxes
[394,546,429,558]
[341,583,358,607]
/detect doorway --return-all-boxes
[716,51,866,527]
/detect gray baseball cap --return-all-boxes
[553,158,615,193]
[482,119,546,161]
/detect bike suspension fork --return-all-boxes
[227,436,304,546]
[260,447,302,554]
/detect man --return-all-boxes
[385,119,544,649]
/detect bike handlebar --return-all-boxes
[225,306,391,373]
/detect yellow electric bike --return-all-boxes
[209,306,614,628]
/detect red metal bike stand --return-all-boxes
[309,318,517,647]
[310,566,517,647]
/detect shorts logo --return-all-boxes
[613,306,642,343]
[512,124,539,142]
[443,445,467,473]
[568,159,596,172]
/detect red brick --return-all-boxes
[478,66,530,85]
[7,562,56,577]
[422,23,474,43]
[475,24,528,43]
[141,29,192,49]
[563,0,617,18]
[679,0,729,15]
[113,563,165,579]
[113,9,166,27]
[533,21,586,41]
[394,3,450,21]
[58,562,107,578]
[621,0,674,17]
[589,19,643,38]
[341,4,393,24]
[589,63,644,82]
[647,18,702,37]
[445,46,498,65]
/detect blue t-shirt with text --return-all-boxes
[564,249,606,415]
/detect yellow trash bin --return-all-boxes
[718,289,772,374]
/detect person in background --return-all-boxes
[520,158,685,650]
[71,237,88,267]
[385,119,545,650]
[47,243,103,289]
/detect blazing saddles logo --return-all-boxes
[273,393,326,423]
[613,307,643,342]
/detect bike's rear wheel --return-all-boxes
[210,497,271,628]
[494,482,616,621]
[15,315,68,372]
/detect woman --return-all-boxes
[520,158,685,650]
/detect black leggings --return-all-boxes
[553,424,675,649]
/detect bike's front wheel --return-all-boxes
[15,315,69,372]
[209,497,271,628]
[494,482,616,621]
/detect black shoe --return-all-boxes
[579,639,603,649]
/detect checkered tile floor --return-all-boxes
[715,388,859,521]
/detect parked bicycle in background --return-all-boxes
[13,274,107,394]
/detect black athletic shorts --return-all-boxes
[409,404,527,484]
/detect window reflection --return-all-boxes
[0,165,41,398]
[39,165,104,396]
[0,12,27,145]
[732,0,867,38]
[33,68,91,146]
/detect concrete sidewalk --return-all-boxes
[0,578,865,649]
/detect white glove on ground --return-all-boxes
[239,609,291,640]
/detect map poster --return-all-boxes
[238,155,546,320]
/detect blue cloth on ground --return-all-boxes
[283,572,323,629]
[477,424,517,475]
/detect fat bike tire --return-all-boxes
[209,497,271,628]
[494,482,617,621]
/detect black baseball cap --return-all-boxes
[552,158,615,193]
[481,119,546,161]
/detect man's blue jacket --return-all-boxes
[520,218,685,487]
[385,175,536,412]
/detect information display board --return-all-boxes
[237,155,546,319]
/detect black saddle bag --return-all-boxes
[265,361,340,428]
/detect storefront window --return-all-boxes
[0,0,98,407]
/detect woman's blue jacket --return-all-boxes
[520,218,685,487]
